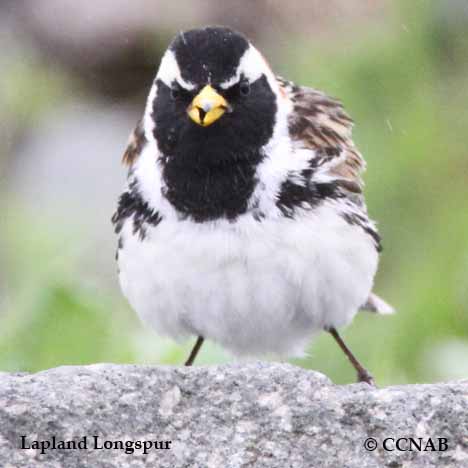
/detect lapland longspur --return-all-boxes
[112,27,393,384]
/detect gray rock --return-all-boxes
[0,362,467,467]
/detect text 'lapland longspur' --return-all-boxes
[112,27,393,385]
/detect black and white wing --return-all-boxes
[278,77,393,315]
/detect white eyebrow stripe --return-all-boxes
[219,47,261,89]
[219,73,242,89]
[156,50,196,90]
[219,45,278,91]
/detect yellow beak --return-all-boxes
[187,85,228,126]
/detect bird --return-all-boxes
[112,26,393,385]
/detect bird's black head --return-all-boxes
[147,27,279,221]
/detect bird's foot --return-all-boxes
[357,369,376,387]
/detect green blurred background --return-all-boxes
[1,1,467,385]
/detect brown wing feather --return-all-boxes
[278,76,365,192]
[278,78,393,314]
[122,120,146,166]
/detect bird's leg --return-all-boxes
[184,336,204,366]
[327,327,375,386]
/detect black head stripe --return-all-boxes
[170,27,250,85]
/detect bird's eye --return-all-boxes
[170,86,180,100]
[239,81,251,96]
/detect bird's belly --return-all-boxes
[117,205,378,357]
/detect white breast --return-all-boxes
[117,201,378,358]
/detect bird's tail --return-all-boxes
[360,293,395,315]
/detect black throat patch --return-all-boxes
[153,75,275,221]
[153,80,276,222]
[161,149,264,222]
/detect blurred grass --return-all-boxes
[1,1,467,384]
